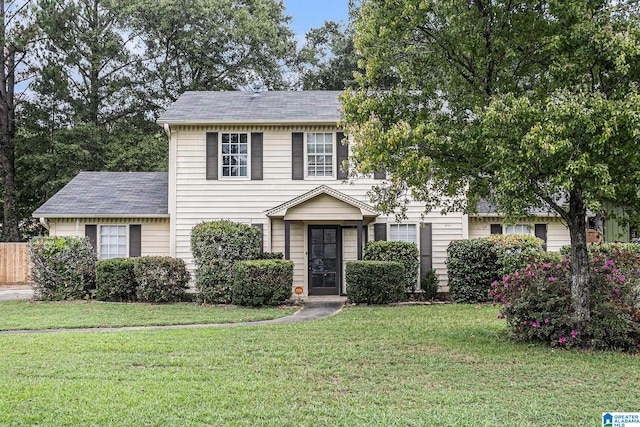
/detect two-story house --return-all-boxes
[33,91,572,296]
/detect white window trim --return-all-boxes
[389,223,418,244]
[504,224,534,235]
[98,224,129,260]
[304,132,336,180]
[219,132,251,180]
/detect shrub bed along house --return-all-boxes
[490,251,640,351]
[191,220,262,303]
[346,260,405,304]
[446,234,546,303]
[232,259,294,306]
[29,236,96,300]
[364,241,419,293]
[95,258,137,302]
[133,256,190,303]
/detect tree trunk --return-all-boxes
[0,3,21,242]
[567,189,591,332]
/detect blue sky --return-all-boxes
[283,0,350,37]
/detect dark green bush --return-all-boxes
[446,239,498,303]
[231,260,294,306]
[133,256,190,303]
[191,220,261,303]
[489,234,545,277]
[257,252,284,260]
[364,241,419,293]
[346,260,405,304]
[95,258,137,302]
[29,236,96,300]
[421,268,439,300]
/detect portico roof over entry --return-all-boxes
[265,185,379,222]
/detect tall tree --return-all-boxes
[1,0,33,241]
[343,0,640,333]
[296,21,360,90]
[128,0,297,106]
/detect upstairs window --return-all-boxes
[306,132,333,177]
[221,133,248,177]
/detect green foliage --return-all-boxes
[256,252,284,260]
[296,21,360,90]
[421,268,439,300]
[343,0,640,328]
[190,220,262,303]
[489,234,545,278]
[364,241,419,293]
[346,260,405,304]
[491,256,640,351]
[231,260,294,306]
[133,256,190,303]
[28,236,96,300]
[95,258,137,302]
[446,239,498,303]
[127,0,296,102]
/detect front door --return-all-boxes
[308,225,341,295]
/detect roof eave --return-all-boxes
[157,119,339,126]
[33,213,170,219]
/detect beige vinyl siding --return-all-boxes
[342,228,358,294]
[285,194,362,221]
[48,218,170,257]
[468,217,570,252]
[171,125,466,293]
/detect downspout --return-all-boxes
[39,217,50,231]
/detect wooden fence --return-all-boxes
[0,243,30,284]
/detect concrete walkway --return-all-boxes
[0,284,33,302]
[0,289,347,335]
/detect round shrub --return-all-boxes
[232,259,294,306]
[364,241,419,293]
[95,258,137,302]
[489,234,545,277]
[490,255,640,351]
[346,260,405,304]
[133,256,190,303]
[29,236,96,300]
[191,220,261,303]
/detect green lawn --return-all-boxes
[1,304,638,426]
[0,301,297,330]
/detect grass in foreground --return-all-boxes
[0,301,297,330]
[1,304,638,426]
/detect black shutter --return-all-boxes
[490,224,503,234]
[252,224,264,253]
[420,223,433,281]
[374,223,387,241]
[336,132,348,180]
[251,132,263,180]
[206,132,218,180]
[374,170,386,180]
[129,224,142,257]
[85,224,97,254]
[535,223,548,251]
[292,132,304,180]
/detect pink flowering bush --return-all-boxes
[490,253,640,351]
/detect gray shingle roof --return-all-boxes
[33,172,168,218]
[157,91,342,124]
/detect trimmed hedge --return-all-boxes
[191,220,261,303]
[446,239,498,303]
[446,235,546,303]
[257,252,284,260]
[133,256,190,303]
[232,259,294,306]
[29,236,96,300]
[346,260,405,304]
[95,258,137,302]
[364,241,419,293]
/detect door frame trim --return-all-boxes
[307,224,342,296]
